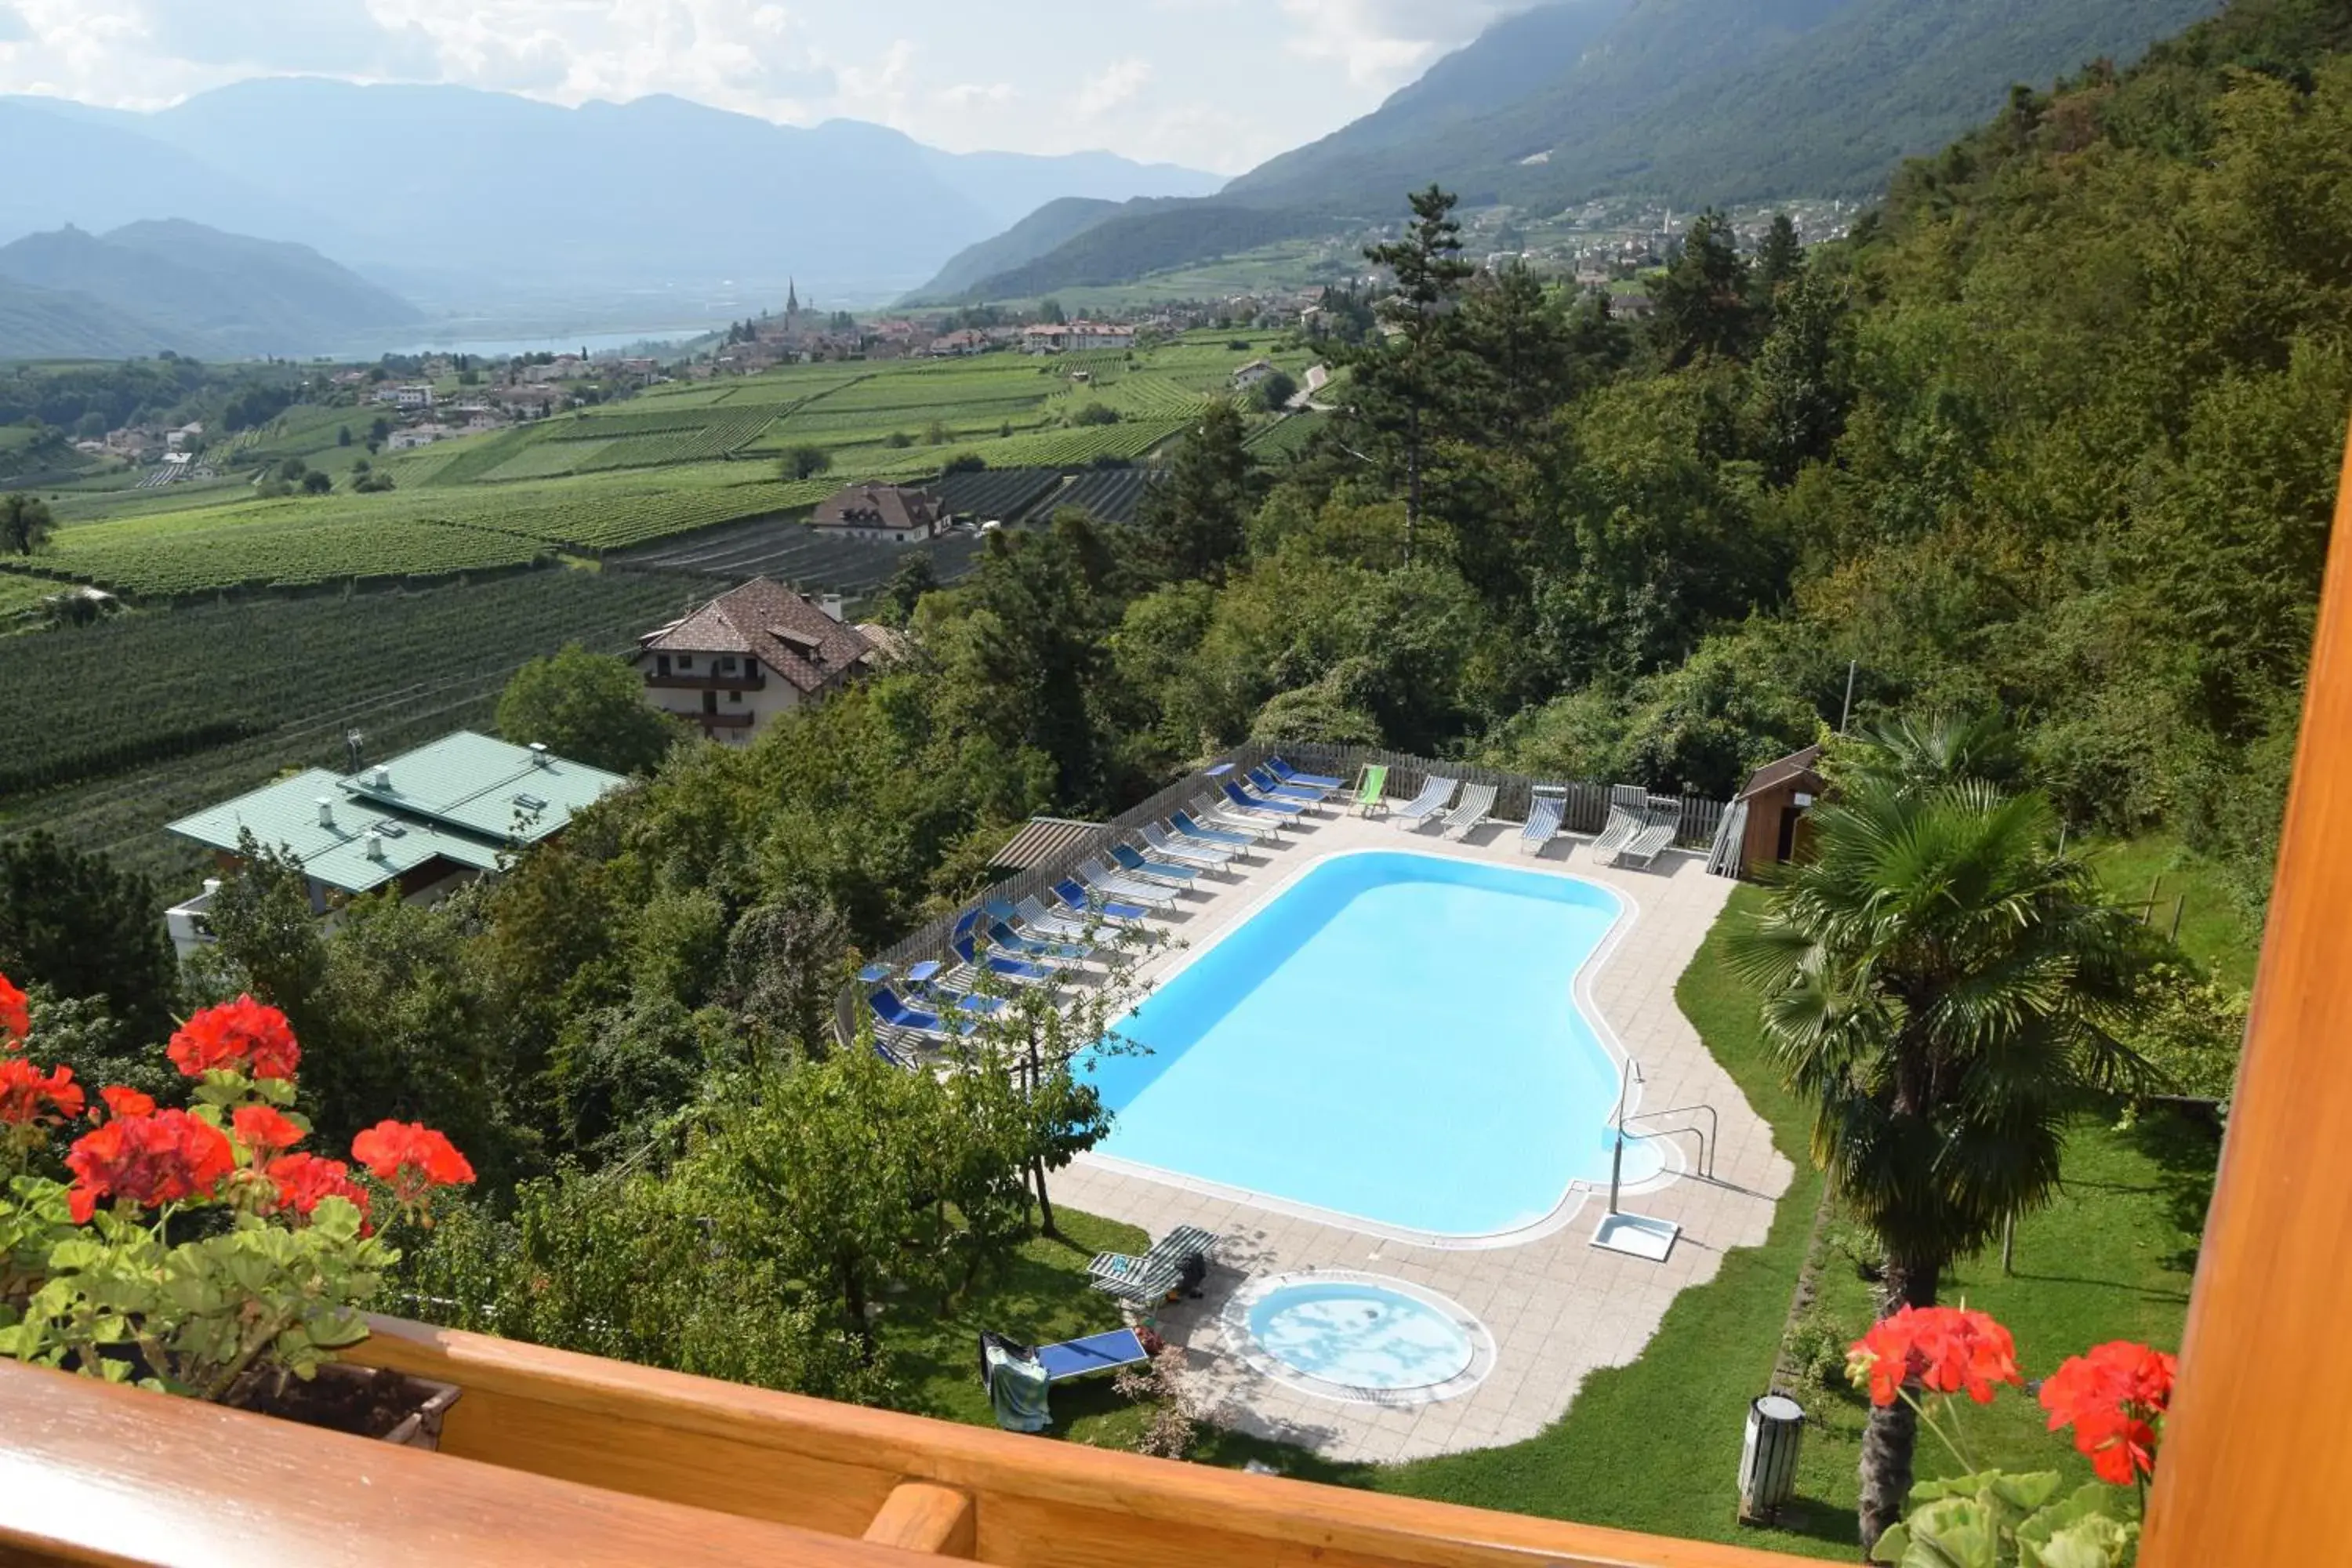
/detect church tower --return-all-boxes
[785,279,801,339]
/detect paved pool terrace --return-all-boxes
[1046,802,1790,1465]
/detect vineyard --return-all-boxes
[935,468,1064,521]
[0,472,831,596]
[0,569,703,883]
[1245,408,1330,458]
[1053,467,1160,524]
[619,521,986,598]
[22,332,1305,620]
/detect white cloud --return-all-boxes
[1278,0,1507,87]
[1075,57,1149,119]
[0,0,1513,172]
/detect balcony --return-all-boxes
[4,426,2350,1567]
[697,710,756,730]
[647,669,766,691]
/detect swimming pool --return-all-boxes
[1086,850,1664,1242]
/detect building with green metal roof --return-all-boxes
[164,731,628,954]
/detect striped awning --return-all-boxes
[990,815,1105,872]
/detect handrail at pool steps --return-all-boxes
[835,742,1735,1049]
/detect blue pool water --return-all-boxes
[1087,851,1663,1238]
[1246,1278,1474,1391]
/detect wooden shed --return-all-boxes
[1736,745,1826,877]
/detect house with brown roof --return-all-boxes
[633,579,876,745]
[809,483,944,544]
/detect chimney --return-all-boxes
[368,765,391,789]
[201,878,221,898]
[316,796,336,829]
[528,742,551,767]
[365,830,387,862]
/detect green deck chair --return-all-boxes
[1353,763,1390,816]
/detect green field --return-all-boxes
[11,333,1316,604]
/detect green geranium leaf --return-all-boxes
[2023,1513,2138,1568]
[1987,1472,2065,1513]
[1884,1496,2001,1568]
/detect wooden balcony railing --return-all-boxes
[646,670,767,691]
[2,417,2350,1566]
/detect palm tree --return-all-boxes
[1729,719,2151,1553]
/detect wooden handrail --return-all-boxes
[347,1314,1806,1567]
[0,1359,929,1567]
[2139,417,2352,1565]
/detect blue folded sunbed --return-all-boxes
[1246,765,1324,804]
[1222,779,1306,817]
[1268,755,1345,790]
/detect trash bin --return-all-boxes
[1737,1393,1806,1524]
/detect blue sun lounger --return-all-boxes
[1174,806,1269,847]
[986,917,1091,964]
[978,1327,1152,1432]
[945,932,1058,988]
[1222,779,1308,818]
[1267,755,1345,791]
[1109,842,1197,887]
[1246,765,1325,804]
[869,987,978,1042]
[1049,880,1155,925]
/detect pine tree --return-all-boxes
[1351,185,1476,561]
[1649,209,1754,368]
[1135,401,1255,586]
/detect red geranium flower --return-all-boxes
[0,1057,84,1127]
[2041,1341,2177,1484]
[350,1120,475,1207]
[1848,1305,2023,1407]
[0,971,27,1044]
[64,1108,236,1223]
[167,996,300,1082]
[97,1086,156,1120]
[265,1152,372,1226]
[230,1103,306,1159]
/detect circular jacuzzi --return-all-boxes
[1222,1271,1495,1405]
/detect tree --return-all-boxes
[1727,719,2153,1553]
[496,644,681,776]
[0,832,178,1044]
[1744,267,1852,484]
[1649,210,1753,368]
[1,492,53,555]
[301,470,334,495]
[723,895,850,1062]
[1352,185,1476,557]
[877,551,938,626]
[1751,212,1806,310]
[1254,368,1298,412]
[782,445,833,481]
[337,425,354,447]
[1134,401,1255,585]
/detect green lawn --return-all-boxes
[2085,832,2263,989]
[869,885,2214,1561]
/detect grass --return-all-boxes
[2085,832,2263,988]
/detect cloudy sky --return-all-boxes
[0,0,1522,172]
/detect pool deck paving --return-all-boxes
[1049,804,1791,1465]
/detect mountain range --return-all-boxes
[939,0,2224,299]
[0,79,1223,330]
[0,220,419,359]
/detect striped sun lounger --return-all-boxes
[1620,801,1682,869]
[1522,788,1566,854]
[1590,786,1650,864]
[1391,775,1457,826]
[1440,782,1497,839]
[1142,822,1236,868]
[1089,1225,1221,1305]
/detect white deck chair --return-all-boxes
[1390,775,1457,827]
[1521,788,1566,855]
[1619,801,1683,869]
[1440,782,1497,839]
[1590,805,1644,864]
